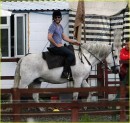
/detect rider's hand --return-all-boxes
[73,41,81,46]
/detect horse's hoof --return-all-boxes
[73,97,78,101]
[39,107,46,112]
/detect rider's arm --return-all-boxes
[62,33,80,46]
[48,33,58,47]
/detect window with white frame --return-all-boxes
[14,14,26,57]
[1,14,27,58]
[1,16,11,57]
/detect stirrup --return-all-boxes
[67,73,70,80]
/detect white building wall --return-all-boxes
[1,62,17,88]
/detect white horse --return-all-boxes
[13,30,122,104]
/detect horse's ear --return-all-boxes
[113,29,122,49]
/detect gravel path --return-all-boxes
[1,108,123,122]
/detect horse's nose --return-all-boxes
[115,68,119,74]
[111,66,119,74]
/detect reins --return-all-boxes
[111,43,120,68]
[78,46,93,70]
[76,43,117,71]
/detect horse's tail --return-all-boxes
[13,58,22,88]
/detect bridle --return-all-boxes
[76,43,119,71]
[110,43,120,71]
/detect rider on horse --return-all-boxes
[48,10,80,79]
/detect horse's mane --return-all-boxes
[81,42,111,58]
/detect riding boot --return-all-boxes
[61,69,68,78]
[64,66,73,81]
[68,69,73,81]
[61,60,70,79]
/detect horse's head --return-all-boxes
[106,29,122,74]
[106,43,120,74]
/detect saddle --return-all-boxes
[42,45,76,69]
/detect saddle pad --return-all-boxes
[42,45,75,69]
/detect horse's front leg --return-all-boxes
[82,80,92,102]
[81,79,93,111]
[73,78,83,101]
[73,92,79,101]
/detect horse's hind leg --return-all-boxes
[19,77,33,88]
[29,85,40,104]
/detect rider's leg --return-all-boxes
[61,60,71,78]
[48,46,75,78]
[60,47,75,78]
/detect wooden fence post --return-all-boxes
[12,88,21,122]
[120,85,126,121]
[71,101,79,122]
[97,63,104,98]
